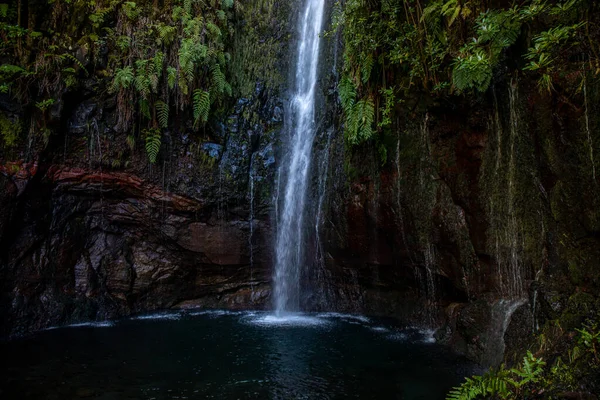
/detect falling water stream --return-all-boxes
[273,0,325,315]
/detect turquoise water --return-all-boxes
[1,311,478,399]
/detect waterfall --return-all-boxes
[273,0,325,315]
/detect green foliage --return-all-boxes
[155,101,169,129]
[35,98,55,112]
[447,351,545,400]
[448,322,600,399]
[112,67,134,92]
[452,48,492,92]
[144,128,161,164]
[0,113,20,147]
[524,22,585,92]
[337,0,596,149]
[577,321,600,361]
[0,0,235,142]
[193,89,210,127]
[228,0,288,97]
[346,97,375,145]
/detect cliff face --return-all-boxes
[0,84,285,336]
[316,75,600,365]
[1,0,599,371]
[0,0,300,337]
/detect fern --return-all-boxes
[112,66,134,92]
[179,39,196,82]
[211,64,228,97]
[193,89,210,127]
[222,0,234,9]
[361,54,374,84]
[510,351,546,387]
[339,76,357,115]
[167,66,177,90]
[206,22,222,38]
[155,101,169,129]
[144,129,162,163]
[452,48,492,92]
[153,52,164,79]
[346,97,375,145]
[156,24,177,45]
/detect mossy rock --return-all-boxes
[558,292,598,331]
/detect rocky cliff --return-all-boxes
[1,0,599,373]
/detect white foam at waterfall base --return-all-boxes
[246,313,331,328]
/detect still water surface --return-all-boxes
[1,311,479,399]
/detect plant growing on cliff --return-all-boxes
[335,0,597,151]
[448,321,600,399]
[0,112,21,147]
[0,0,238,162]
[447,351,546,400]
[144,128,161,164]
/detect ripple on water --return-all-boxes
[315,312,371,324]
[131,312,182,321]
[45,321,114,330]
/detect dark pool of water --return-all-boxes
[1,311,479,399]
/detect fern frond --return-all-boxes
[361,54,374,84]
[193,89,210,127]
[144,129,162,164]
[339,76,357,115]
[206,22,222,38]
[155,101,169,129]
[112,66,134,92]
[211,64,227,96]
[167,66,177,90]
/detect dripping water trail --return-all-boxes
[584,77,596,183]
[248,147,255,303]
[506,81,522,298]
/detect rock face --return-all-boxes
[310,73,600,365]
[0,83,284,336]
[1,0,599,371]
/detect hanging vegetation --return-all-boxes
[0,0,241,162]
[334,0,599,150]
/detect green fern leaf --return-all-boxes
[193,89,210,127]
[155,101,169,129]
[144,129,162,164]
[167,66,177,90]
[211,64,228,98]
[339,76,356,115]
[361,54,374,84]
[112,66,134,92]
